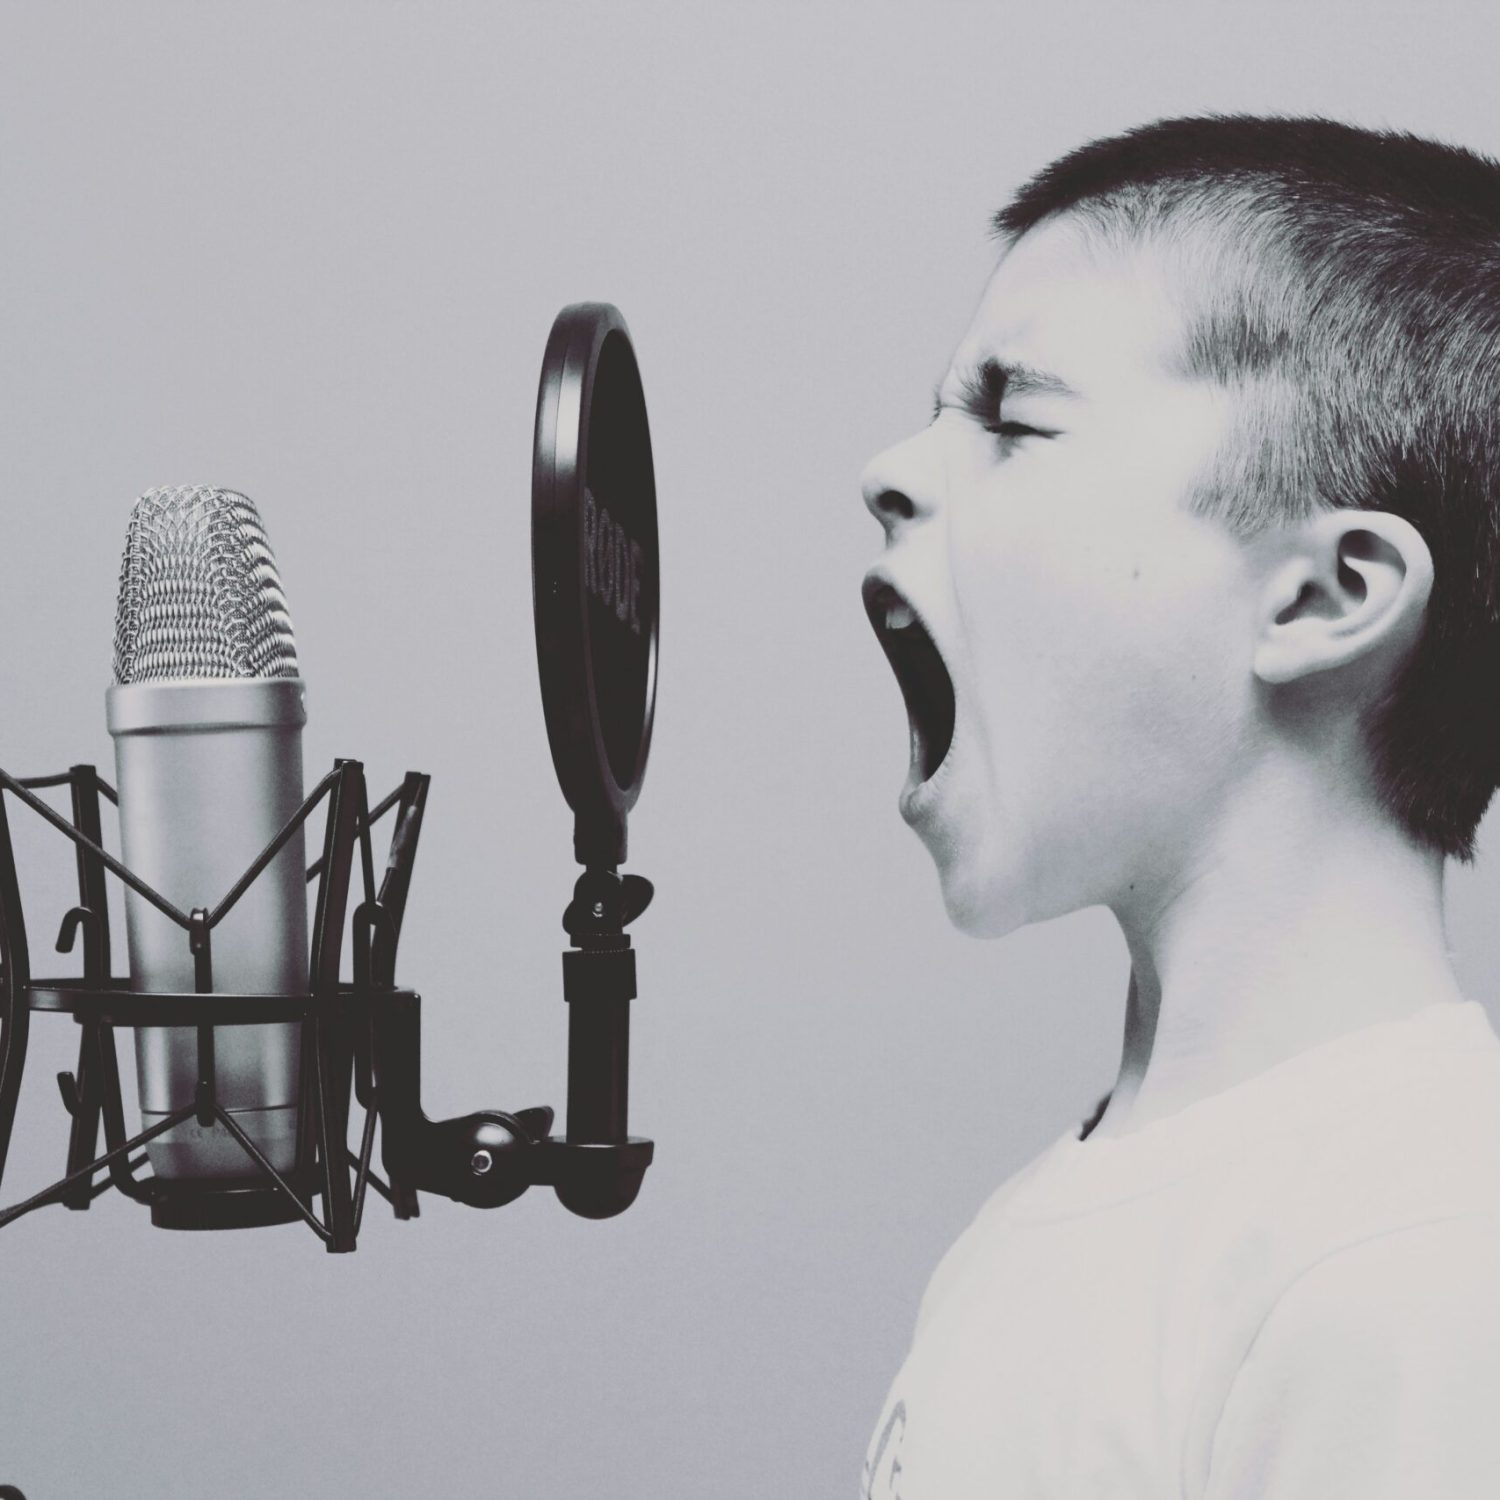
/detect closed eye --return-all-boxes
[933,361,1064,443]
[931,407,1057,442]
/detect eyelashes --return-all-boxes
[930,404,1056,441]
[949,370,1057,443]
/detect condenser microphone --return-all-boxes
[106,487,309,1181]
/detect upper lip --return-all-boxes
[861,567,925,637]
[862,567,957,783]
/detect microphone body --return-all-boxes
[107,486,309,1182]
[108,679,308,1179]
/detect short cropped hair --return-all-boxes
[993,115,1500,860]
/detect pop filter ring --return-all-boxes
[533,302,659,869]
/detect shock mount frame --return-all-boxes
[0,758,653,1253]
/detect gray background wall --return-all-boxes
[2,3,1499,1496]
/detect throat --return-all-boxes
[1099,805,1460,1139]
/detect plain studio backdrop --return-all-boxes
[3,4,1500,1496]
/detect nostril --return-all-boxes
[872,488,915,523]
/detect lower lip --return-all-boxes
[899,741,956,826]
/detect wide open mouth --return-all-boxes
[863,577,956,783]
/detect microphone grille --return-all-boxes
[112,486,300,685]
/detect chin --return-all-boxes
[931,824,1091,939]
[932,844,1031,939]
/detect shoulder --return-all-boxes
[1204,1209,1500,1497]
[1256,1208,1500,1365]
[911,1132,1075,1338]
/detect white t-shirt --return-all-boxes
[862,999,1500,1498]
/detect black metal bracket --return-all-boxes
[0,759,655,1252]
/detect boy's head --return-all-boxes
[861,115,1500,936]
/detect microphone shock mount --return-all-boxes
[0,758,654,1253]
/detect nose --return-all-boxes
[860,426,940,539]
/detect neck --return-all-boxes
[1086,775,1462,1140]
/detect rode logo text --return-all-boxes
[583,489,644,635]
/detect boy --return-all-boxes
[859,115,1500,1497]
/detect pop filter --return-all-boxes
[532,303,658,869]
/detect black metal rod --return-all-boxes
[313,766,362,1154]
[194,1024,216,1126]
[291,1010,317,1199]
[18,771,117,805]
[0,1105,193,1230]
[209,767,338,928]
[85,1152,149,1201]
[365,782,404,827]
[305,781,404,883]
[0,769,190,929]
[60,769,113,1208]
[68,768,113,980]
[311,1018,355,1251]
[61,1027,103,1210]
[351,1088,379,1235]
[190,909,216,1125]
[356,801,377,916]
[349,974,376,1111]
[211,1105,332,1244]
[93,1022,155,1203]
[371,774,430,972]
[346,1156,395,1205]
[27,988,326,1026]
[309,764,359,995]
[307,761,364,1252]
[0,792,34,1198]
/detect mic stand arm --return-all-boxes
[370,861,654,1220]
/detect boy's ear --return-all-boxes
[1252,509,1434,687]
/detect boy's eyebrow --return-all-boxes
[932,356,1079,421]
